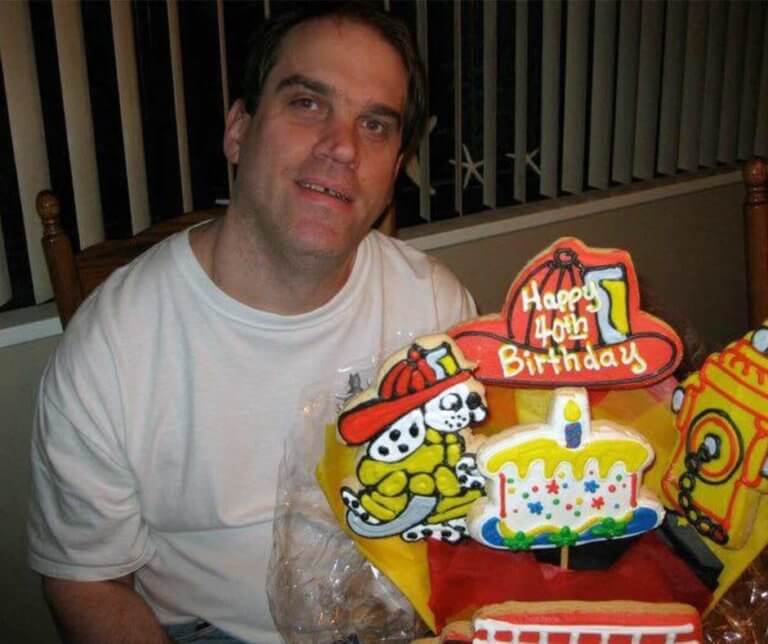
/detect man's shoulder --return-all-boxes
[361,230,476,327]
[364,230,468,292]
[65,231,186,339]
[364,230,438,280]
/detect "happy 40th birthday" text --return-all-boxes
[497,279,648,377]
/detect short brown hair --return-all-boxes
[241,1,427,159]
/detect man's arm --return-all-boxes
[42,574,172,644]
[30,323,168,644]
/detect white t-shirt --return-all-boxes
[28,228,475,643]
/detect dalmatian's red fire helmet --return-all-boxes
[338,343,472,445]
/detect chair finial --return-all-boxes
[36,189,60,217]
[743,158,767,190]
[36,190,62,235]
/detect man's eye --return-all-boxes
[290,96,323,113]
[291,97,320,111]
[362,118,389,136]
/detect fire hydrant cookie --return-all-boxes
[662,322,768,549]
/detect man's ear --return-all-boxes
[393,153,404,179]
[223,99,251,164]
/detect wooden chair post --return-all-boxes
[37,190,83,328]
[744,159,768,328]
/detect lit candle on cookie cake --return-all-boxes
[467,388,665,550]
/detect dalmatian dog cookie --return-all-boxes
[337,336,487,543]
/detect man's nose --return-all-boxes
[313,118,359,168]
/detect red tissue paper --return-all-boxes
[427,532,712,631]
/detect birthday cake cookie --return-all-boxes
[467,387,664,550]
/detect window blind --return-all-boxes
[0,0,766,312]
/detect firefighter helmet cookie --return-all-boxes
[450,237,683,389]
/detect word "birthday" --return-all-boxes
[521,280,601,314]
[498,342,648,378]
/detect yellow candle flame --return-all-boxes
[564,399,581,422]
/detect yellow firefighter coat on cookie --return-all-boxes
[338,338,487,543]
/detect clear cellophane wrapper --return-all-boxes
[267,348,427,643]
[705,546,768,642]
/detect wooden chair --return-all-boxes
[744,158,768,328]
[36,190,224,328]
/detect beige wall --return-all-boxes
[0,180,749,642]
[1,335,60,642]
[428,181,749,353]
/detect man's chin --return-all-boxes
[289,224,366,262]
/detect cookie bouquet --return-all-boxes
[275,238,768,642]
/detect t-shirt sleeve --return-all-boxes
[429,258,478,329]
[27,317,155,581]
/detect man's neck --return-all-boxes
[189,214,357,315]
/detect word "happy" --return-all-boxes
[521,280,601,314]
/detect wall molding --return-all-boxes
[0,302,61,349]
[402,167,741,251]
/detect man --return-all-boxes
[28,3,475,643]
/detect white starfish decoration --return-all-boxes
[449,144,484,188]
[505,147,542,176]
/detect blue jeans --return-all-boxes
[165,619,247,643]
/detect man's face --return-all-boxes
[226,18,407,263]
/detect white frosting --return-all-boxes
[472,617,699,644]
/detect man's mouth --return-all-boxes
[297,180,352,203]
